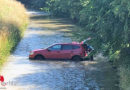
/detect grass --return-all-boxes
[119,66,130,90]
[0,0,28,68]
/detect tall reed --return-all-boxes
[0,0,28,66]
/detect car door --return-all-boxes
[46,44,62,59]
[61,44,73,59]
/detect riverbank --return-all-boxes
[0,0,28,68]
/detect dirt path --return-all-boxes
[0,11,117,90]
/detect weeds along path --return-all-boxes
[0,11,100,90]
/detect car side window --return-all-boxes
[48,45,61,51]
[73,45,80,49]
[62,45,73,50]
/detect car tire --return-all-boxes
[72,56,82,61]
[90,55,94,61]
[35,55,45,60]
[29,58,33,60]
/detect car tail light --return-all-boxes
[85,53,88,56]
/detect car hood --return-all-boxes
[31,49,46,52]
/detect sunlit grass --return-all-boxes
[0,0,28,67]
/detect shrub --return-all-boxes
[0,0,28,66]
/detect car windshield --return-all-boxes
[48,44,61,51]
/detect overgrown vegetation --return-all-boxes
[17,0,47,10]
[0,0,28,67]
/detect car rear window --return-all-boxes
[62,45,73,50]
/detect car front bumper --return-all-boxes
[29,54,35,60]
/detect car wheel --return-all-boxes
[72,56,82,61]
[35,55,44,60]
[90,55,94,61]
[29,57,33,60]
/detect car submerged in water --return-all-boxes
[29,39,94,61]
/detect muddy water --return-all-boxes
[0,11,99,90]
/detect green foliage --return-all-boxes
[46,0,82,20]
[17,0,47,10]
[45,0,130,89]
[46,0,130,63]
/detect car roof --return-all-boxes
[54,42,81,45]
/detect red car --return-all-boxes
[29,42,94,61]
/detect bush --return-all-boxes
[0,0,28,67]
